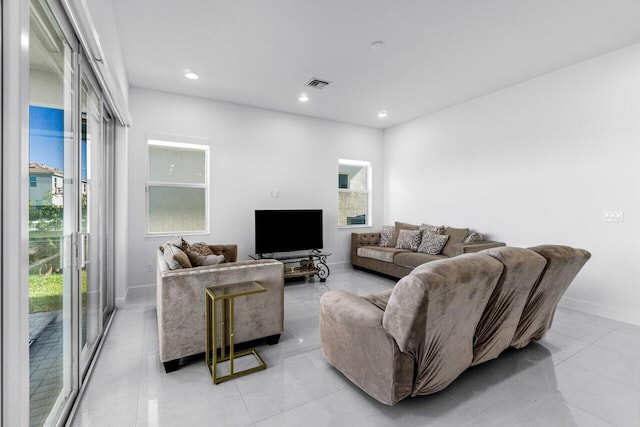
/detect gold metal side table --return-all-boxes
[205,281,267,384]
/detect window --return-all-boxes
[30,176,37,187]
[147,138,209,234]
[338,159,371,227]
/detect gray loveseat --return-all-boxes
[352,222,505,278]
[156,244,284,372]
[321,245,590,405]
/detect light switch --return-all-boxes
[603,210,623,222]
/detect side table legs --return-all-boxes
[205,287,267,384]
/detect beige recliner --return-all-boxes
[320,245,590,405]
[156,244,284,372]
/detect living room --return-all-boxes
[122,29,640,326]
[3,0,640,426]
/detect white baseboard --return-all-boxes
[116,283,155,306]
[559,296,640,326]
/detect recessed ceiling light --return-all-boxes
[184,69,199,80]
[370,41,386,50]
[298,93,310,102]
[378,110,388,118]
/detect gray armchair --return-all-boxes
[156,245,284,372]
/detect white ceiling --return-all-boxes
[111,0,640,129]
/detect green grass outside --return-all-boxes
[29,272,87,313]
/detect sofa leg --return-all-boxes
[163,359,180,373]
[265,334,281,345]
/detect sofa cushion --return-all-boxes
[394,251,447,269]
[379,225,395,247]
[395,229,422,251]
[419,223,445,234]
[357,246,409,263]
[472,247,547,365]
[511,245,592,349]
[417,232,449,255]
[441,227,470,257]
[390,221,419,248]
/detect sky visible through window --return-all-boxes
[30,105,87,179]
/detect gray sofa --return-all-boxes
[352,222,505,279]
[321,245,590,405]
[156,244,284,372]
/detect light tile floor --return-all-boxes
[70,265,640,426]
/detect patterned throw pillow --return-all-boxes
[169,236,191,252]
[420,223,445,235]
[417,232,450,255]
[464,232,483,243]
[190,242,214,256]
[185,250,225,267]
[379,226,395,247]
[395,229,422,251]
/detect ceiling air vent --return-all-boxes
[305,78,331,89]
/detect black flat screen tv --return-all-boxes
[255,209,323,255]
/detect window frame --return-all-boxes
[337,158,372,229]
[145,136,210,236]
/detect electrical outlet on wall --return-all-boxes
[147,263,153,272]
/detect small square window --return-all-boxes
[338,159,371,227]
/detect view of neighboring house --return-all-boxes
[29,162,88,208]
[29,163,64,207]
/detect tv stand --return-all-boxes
[250,250,331,282]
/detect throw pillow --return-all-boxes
[390,221,420,248]
[379,225,395,247]
[169,236,191,252]
[441,227,470,257]
[186,249,225,267]
[163,243,191,269]
[395,229,422,251]
[417,232,450,255]
[464,232,483,243]
[190,242,214,256]
[419,223,445,235]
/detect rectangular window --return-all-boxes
[147,138,209,234]
[338,159,371,227]
[30,176,37,187]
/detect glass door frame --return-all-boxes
[77,53,108,377]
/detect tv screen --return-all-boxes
[255,209,323,254]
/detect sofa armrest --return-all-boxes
[320,290,413,405]
[351,232,381,260]
[455,241,506,256]
[208,244,237,262]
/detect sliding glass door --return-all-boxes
[28,0,115,424]
[28,1,75,424]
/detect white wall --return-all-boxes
[384,43,640,325]
[124,87,384,292]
